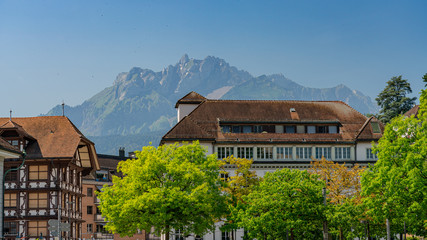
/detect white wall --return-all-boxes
[177,104,200,122]
[355,142,376,161]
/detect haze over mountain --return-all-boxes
[45,55,378,154]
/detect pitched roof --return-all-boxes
[355,116,384,140]
[163,94,381,143]
[175,91,207,108]
[0,116,95,159]
[404,105,419,118]
[0,136,22,155]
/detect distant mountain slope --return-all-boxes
[45,54,378,153]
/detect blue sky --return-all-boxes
[1,0,426,117]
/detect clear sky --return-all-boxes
[1,0,426,117]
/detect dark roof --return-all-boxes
[404,105,419,118]
[163,94,382,144]
[0,116,96,159]
[175,91,206,108]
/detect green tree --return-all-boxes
[423,73,427,87]
[219,156,260,239]
[362,87,427,238]
[233,168,325,240]
[376,75,416,123]
[97,142,227,240]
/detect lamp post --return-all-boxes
[2,151,26,239]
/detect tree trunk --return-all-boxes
[339,227,343,240]
[386,218,391,240]
[323,220,329,240]
[290,228,294,240]
[367,221,370,240]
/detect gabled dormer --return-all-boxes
[0,120,35,152]
[175,91,206,122]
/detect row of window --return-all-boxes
[5,165,80,185]
[87,224,107,233]
[4,221,47,236]
[221,125,339,134]
[218,147,354,160]
[5,193,81,211]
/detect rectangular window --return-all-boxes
[262,125,275,133]
[276,147,293,160]
[253,126,263,133]
[317,126,328,133]
[296,147,312,159]
[96,206,102,215]
[316,147,332,159]
[28,221,47,237]
[4,222,17,235]
[87,224,93,233]
[174,229,184,240]
[222,231,231,240]
[217,147,234,159]
[242,125,252,133]
[4,167,17,181]
[87,188,93,197]
[257,147,273,160]
[329,126,338,134]
[307,126,316,134]
[275,125,284,133]
[29,165,48,180]
[87,206,93,214]
[96,224,107,233]
[285,126,296,133]
[220,172,229,181]
[366,148,378,160]
[371,122,381,133]
[335,147,351,160]
[28,193,48,208]
[232,126,241,133]
[221,125,231,133]
[237,147,253,159]
[296,125,305,133]
[4,193,17,208]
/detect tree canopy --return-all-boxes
[233,168,325,240]
[376,75,416,123]
[97,142,227,240]
[362,86,427,237]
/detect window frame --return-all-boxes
[28,165,48,180]
[28,192,48,209]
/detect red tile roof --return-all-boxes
[404,105,419,118]
[0,116,95,159]
[175,91,207,108]
[163,95,382,144]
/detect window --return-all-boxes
[285,126,296,133]
[96,224,107,233]
[195,236,203,240]
[307,126,316,134]
[96,206,102,214]
[253,126,263,133]
[87,224,93,233]
[237,147,253,159]
[257,147,273,160]
[371,122,381,133]
[316,147,331,159]
[174,229,184,240]
[217,147,234,159]
[29,165,48,180]
[329,126,338,134]
[28,221,47,237]
[220,172,229,181]
[28,193,48,208]
[296,125,305,133]
[335,147,351,160]
[232,126,241,133]
[317,126,328,133]
[296,147,312,159]
[4,167,18,181]
[366,148,378,160]
[242,125,252,133]
[4,193,17,208]
[222,231,231,240]
[277,147,293,160]
[95,171,108,181]
[4,222,17,235]
[221,125,231,133]
[87,206,93,214]
[87,188,93,197]
[262,125,275,133]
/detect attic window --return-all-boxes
[290,108,296,112]
[371,122,381,133]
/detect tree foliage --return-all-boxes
[97,142,227,239]
[219,156,260,236]
[311,158,370,239]
[376,75,416,123]
[423,73,427,88]
[362,87,427,237]
[233,168,325,240]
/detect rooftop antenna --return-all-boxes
[9,109,12,121]
[62,101,65,116]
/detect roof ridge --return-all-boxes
[355,116,373,139]
[206,99,349,103]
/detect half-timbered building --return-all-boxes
[0,116,99,240]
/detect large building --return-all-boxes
[161,91,384,240]
[0,116,99,240]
